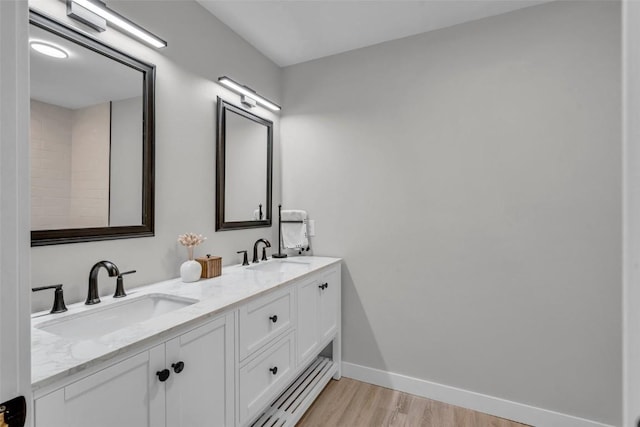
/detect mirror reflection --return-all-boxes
[224,111,268,221]
[30,24,143,230]
[29,11,155,246]
[216,98,273,231]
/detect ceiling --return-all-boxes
[197,0,551,67]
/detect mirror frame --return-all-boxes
[30,10,155,246]
[216,97,273,231]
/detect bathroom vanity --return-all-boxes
[31,256,341,427]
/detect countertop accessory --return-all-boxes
[279,207,311,255]
[237,250,249,266]
[196,254,222,279]
[272,205,287,258]
[178,233,206,282]
[114,270,136,298]
[32,284,67,314]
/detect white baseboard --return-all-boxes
[341,362,615,427]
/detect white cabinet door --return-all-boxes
[35,347,165,427]
[297,267,341,368]
[297,277,320,366]
[318,268,340,343]
[165,313,234,427]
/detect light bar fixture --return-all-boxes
[218,76,281,112]
[67,0,167,48]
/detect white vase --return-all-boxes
[180,260,201,283]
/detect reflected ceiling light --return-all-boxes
[218,76,281,112]
[30,41,69,59]
[67,0,167,49]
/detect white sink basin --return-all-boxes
[247,259,312,273]
[35,294,198,340]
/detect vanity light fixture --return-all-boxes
[67,0,167,48]
[218,76,281,112]
[30,41,69,59]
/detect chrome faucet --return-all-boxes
[86,260,120,305]
[252,239,271,263]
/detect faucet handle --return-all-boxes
[237,250,249,266]
[32,284,67,314]
[114,270,136,298]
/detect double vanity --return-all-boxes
[31,256,341,427]
[28,8,328,427]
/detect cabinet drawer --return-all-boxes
[239,287,293,360]
[239,332,295,425]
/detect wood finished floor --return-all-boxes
[296,378,529,427]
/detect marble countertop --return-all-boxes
[31,256,341,392]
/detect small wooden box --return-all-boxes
[196,255,222,279]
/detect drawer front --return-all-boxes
[239,287,293,360]
[239,332,295,426]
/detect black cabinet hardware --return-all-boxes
[318,283,328,290]
[156,369,170,382]
[269,315,278,323]
[269,366,278,375]
[172,361,185,374]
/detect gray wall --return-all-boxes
[29,0,281,311]
[282,1,621,424]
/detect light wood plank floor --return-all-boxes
[297,378,529,427]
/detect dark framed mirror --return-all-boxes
[29,10,155,246]
[216,97,273,231]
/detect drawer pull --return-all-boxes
[269,315,278,323]
[156,369,170,382]
[269,366,278,375]
[171,361,185,374]
[318,283,328,290]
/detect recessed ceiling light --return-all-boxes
[30,41,69,59]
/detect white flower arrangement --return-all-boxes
[178,232,206,260]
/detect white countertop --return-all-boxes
[31,256,341,392]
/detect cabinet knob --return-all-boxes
[269,315,278,323]
[171,361,185,374]
[318,283,328,290]
[269,366,278,375]
[156,369,170,382]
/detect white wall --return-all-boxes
[29,0,281,311]
[282,1,621,425]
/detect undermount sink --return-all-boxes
[247,259,312,273]
[35,294,198,340]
